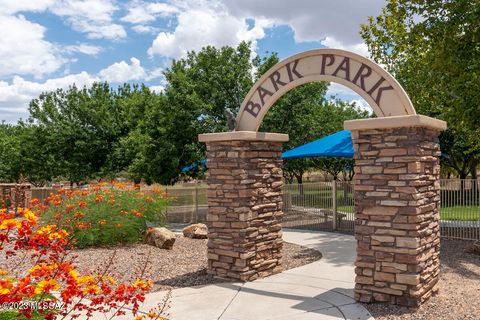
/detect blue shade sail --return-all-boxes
[282,130,353,159]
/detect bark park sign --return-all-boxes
[236,49,416,131]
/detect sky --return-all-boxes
[0,0,387,123]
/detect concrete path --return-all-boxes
[90,230,373,320]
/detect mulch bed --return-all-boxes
[1,236,322,292]
[365,238,480,320]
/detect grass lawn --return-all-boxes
[0,311,46,320]
[302,204,479,221]
[440,205,480,221]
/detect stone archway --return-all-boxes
[199,48,446,307]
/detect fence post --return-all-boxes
[332,180,337,231]
[194,183,199,223]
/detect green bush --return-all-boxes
[39,186,168,248]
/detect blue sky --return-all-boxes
[0,0,386,123]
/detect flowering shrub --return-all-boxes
[0,206,169,319]
[39,183,169,248]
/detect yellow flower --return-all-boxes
[48,230,69,241]
[97,275,116,285]
[69,270,79,281]
[36,225,55,235]
[84,284,101,295]
[133,279,152,290]
[34,279,60,294]
[0,278,13,295]
[0,219,21,230]
[78,275,94,285]
[23,209,38,223]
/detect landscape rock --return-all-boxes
[182,223,208,239]
[145,227,176,249]
[466,240,480,255]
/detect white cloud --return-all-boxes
[0,72,98,122]
[0,0,54,14]
[351,99,373,114]
[222,0,385,45]
[122,1,179,24]
[49,0,126,40]
[149,85,165,93]
[148,4,272,59]
[0,14,64,78]
[0,0,126,40]
[131,24,160,34]
[327,83,373,114]
[321,36,369,57]
[98,57,147,83]
[64,43,103,56]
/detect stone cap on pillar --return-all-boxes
[199,131,289,143]
[344,115,447,132]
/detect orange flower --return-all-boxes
[108,197,115,205]
[98,219,107,226]
[131,209,143,218]
[95,195,104,202]
[145,196,153,203]
[29,262,57,278]
[115,223,122,229]
[79,200,88,208]
[66,204,76,212]
[76,221,91,230]
[74,211,85,219]
[119,209,128,216]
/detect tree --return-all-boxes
[128,42,259,184]
[28,83,122,185]
[261,85,370,186]
[0,123,21,182]
[360,0,480,178]
[17,124,59,186]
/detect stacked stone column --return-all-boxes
[199,132,288,281]
[349,123,443,307]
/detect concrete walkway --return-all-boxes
[88,230,373,320]
[121,230,374,320]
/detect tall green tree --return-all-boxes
[253,53,369,184]
[360,0,480,178]
[129,42,259,184]
[28,83,123,185]
[0,123,21,182]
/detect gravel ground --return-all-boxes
[365,238,480,320]
[1,236,321,292]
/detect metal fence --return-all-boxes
[282,179,480,241]
[440,179,480,240]
[157,184,208,224]
[282,181,355,234]
[157,179,479,241]
[8,178,479,241]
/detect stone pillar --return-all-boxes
[198,132,289,281]
[345,115,447,307]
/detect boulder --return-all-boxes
[182,223,208,239]
[145,227,176,249]
[466,240,480,255]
